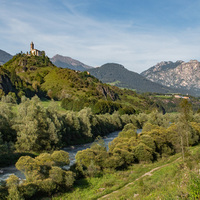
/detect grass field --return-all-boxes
[53,152,185,200]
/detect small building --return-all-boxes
[174,94,190,99]
[30,42,45,56]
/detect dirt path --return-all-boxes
[98,157,181,200]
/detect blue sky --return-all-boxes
[1,0,200,72]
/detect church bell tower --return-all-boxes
[30,41,34,51]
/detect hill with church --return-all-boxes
[0,44,162,114]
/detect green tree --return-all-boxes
[14,96,62,152]
[6,175,24,200]
[134,143,154,163]
[177,99,193,160]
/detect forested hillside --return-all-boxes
[0,53,171,114]
[88,63,193,95]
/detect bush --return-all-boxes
[134,143,154,163]
[51,150,70,166]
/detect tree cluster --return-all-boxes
[74,100,200,177]
[5,150,74,199]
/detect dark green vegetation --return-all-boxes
[0,96,138,157]
[88,63,192,95]
[1,54,200,199]
[52,100,200,199]
[1,150,74,200]
[0,96,138,199]
[1,53,181,115]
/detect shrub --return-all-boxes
[134,143,154,163]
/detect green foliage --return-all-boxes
[0,102,16,143]
[118,123,137,138]
[14,96,62,152]
[134,143,154,162]
[6,175,24,200]
[188,172,200,199]
[14,150,75,198]
[51,150,70,166]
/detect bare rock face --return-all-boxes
[97,85,119,101]
[141,60,200,96]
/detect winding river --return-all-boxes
[0,129,142,183]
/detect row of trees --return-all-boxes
[61,98,136,115]
[0,95,139,155]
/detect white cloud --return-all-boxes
[0,1,200,73]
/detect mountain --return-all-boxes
[141,60,200,96]
[88,63,190,94]
[0,49,12,65]
[50,54,93,71]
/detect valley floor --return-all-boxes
[53,146,200,200]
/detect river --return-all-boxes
[0,129,142,183]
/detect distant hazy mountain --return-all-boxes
[141,60,200,96]
[88,63,190,94]
[50,54,93,71]
[0,49,12,65]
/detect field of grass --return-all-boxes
[40,100,66,112]
[107,81,121,86]
[154,95,173,99]
[53,152,184,200]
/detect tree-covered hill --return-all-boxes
[0,53,164,114]
[2,53,111,100]
[88,63,194,95]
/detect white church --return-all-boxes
[30,42,45,56]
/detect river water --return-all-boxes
[0,129,142,183]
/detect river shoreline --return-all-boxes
[0,129,142,182]
[0,130,121,182]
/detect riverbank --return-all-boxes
[0,131,122,183]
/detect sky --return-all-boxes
[1,0,200,73]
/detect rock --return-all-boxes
[98,188,105,192]
[141,60,200,96]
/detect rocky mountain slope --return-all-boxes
[88,63,191,94]
[0,49,12,65]
[141,60,200,96]
[50,54,93,71]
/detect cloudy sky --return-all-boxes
[1,0,200,72]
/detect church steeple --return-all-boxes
[30,41,34,51]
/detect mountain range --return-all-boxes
[88,63,192,95]
[0,50,12,65]
[141,60,200,96]
[1,48,200,96]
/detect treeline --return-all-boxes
[61,98,136,115]
[73,100,200,175]
[0,95,139,156]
